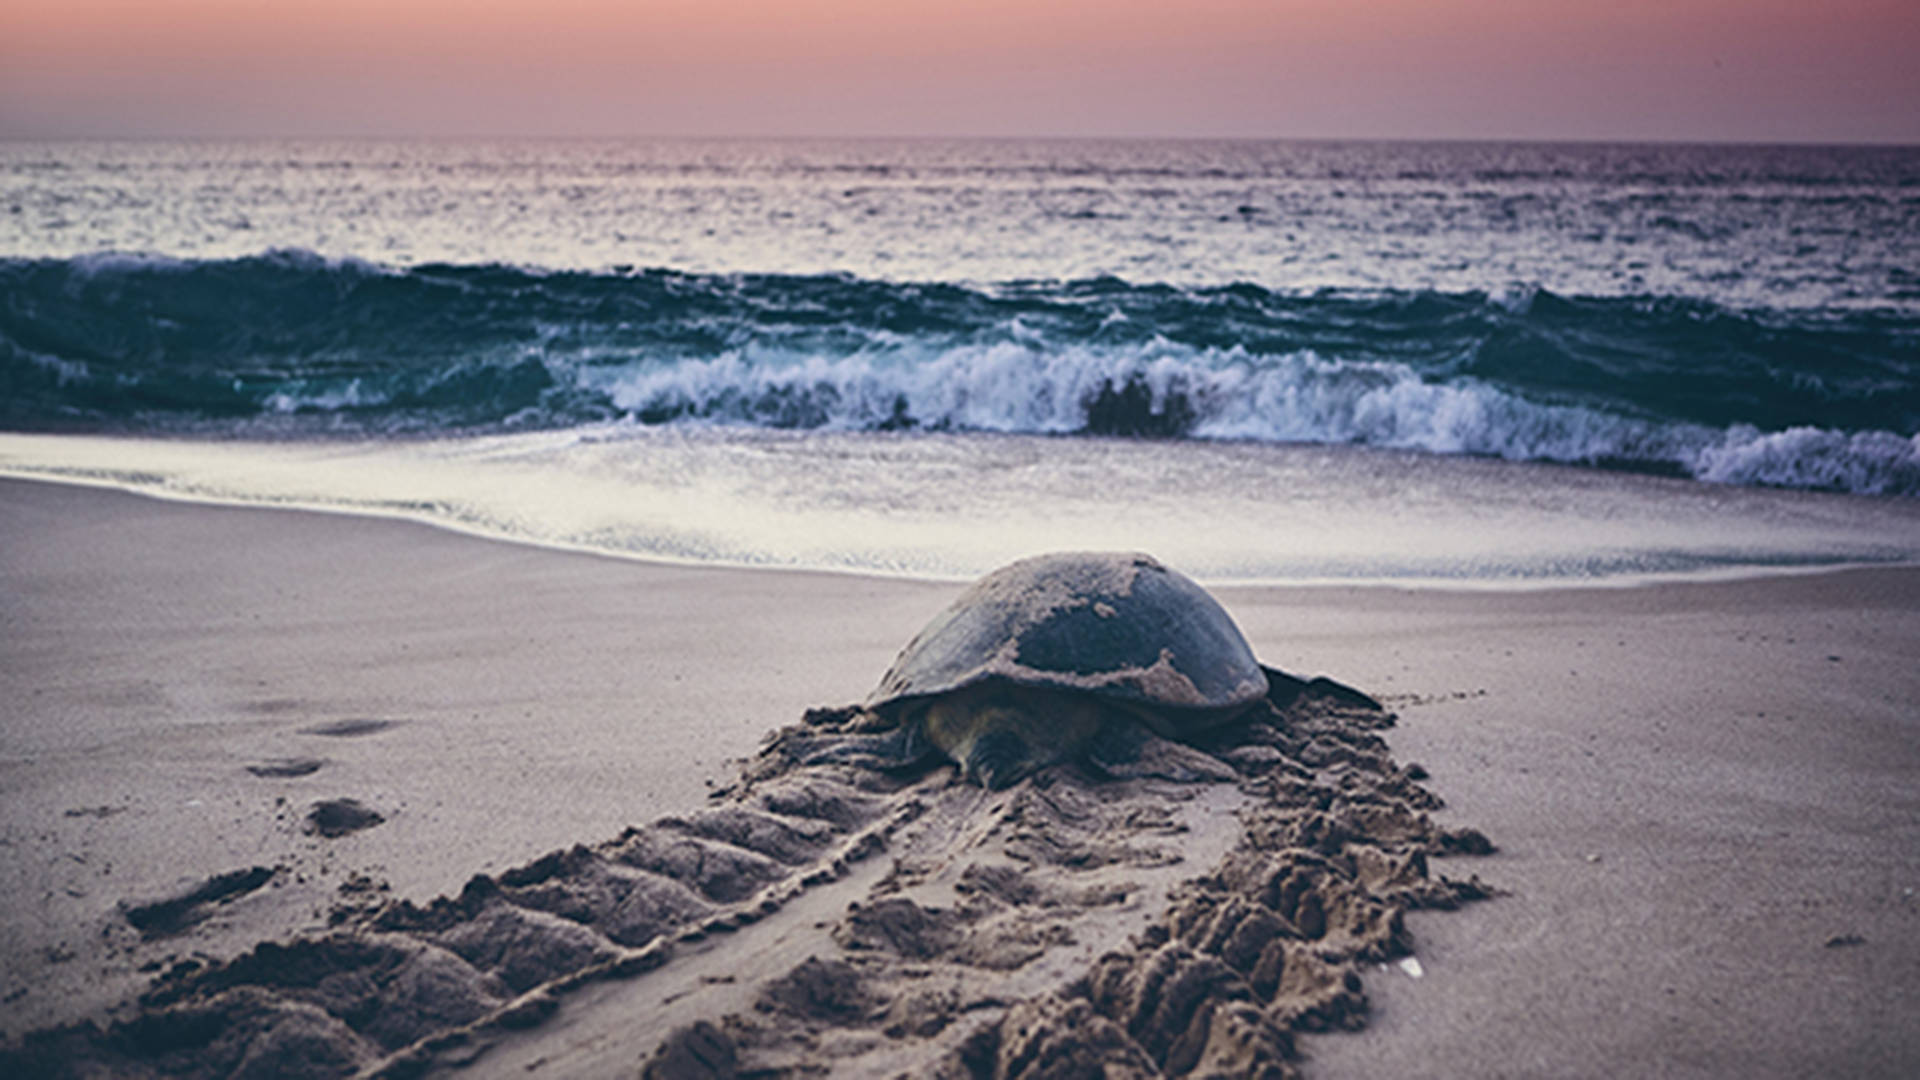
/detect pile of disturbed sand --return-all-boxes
[4,674,1490,1079]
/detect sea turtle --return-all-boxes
[844,551,1275,789]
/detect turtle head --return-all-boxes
[964,728,1036,790]
[918,683,1106,790]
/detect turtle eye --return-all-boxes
[967,730,1031,790]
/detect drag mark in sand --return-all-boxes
[1,680,1491,1079]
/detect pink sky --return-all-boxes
[3,0,1916,142]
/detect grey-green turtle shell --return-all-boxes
[867,552,1269,722]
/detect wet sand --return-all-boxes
[3,477,1917,1076]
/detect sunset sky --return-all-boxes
[3,0,1916,143]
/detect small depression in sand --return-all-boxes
[4,675,1491,1079]
[244,758,326,778]
[300,719,404,738]
[119,867,280,940]
[305,799,386,839]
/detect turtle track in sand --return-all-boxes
[3,677,1492,1080]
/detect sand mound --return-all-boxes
[3,676,1489,1079]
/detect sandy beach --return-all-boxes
[3,475,1917,1077]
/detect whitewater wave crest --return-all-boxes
[593,342,1919,494]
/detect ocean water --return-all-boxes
[3,138,1918,583]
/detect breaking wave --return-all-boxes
[3,251,1916,495]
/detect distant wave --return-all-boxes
[3,251,1917,495]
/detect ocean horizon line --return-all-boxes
[5,132,1920,150]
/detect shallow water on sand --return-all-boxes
[4,428,1916,586]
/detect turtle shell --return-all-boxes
[868,552,1268,717]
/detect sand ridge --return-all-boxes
[3,672,1489,1079]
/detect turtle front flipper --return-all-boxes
[1261,663,1385,713]
[802,719,939,773]
[1086,717,1237,784]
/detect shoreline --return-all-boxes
[4,477,1917,1076]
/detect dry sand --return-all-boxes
[2,477,1917,1076]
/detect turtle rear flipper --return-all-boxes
[1086,718,1236,784]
